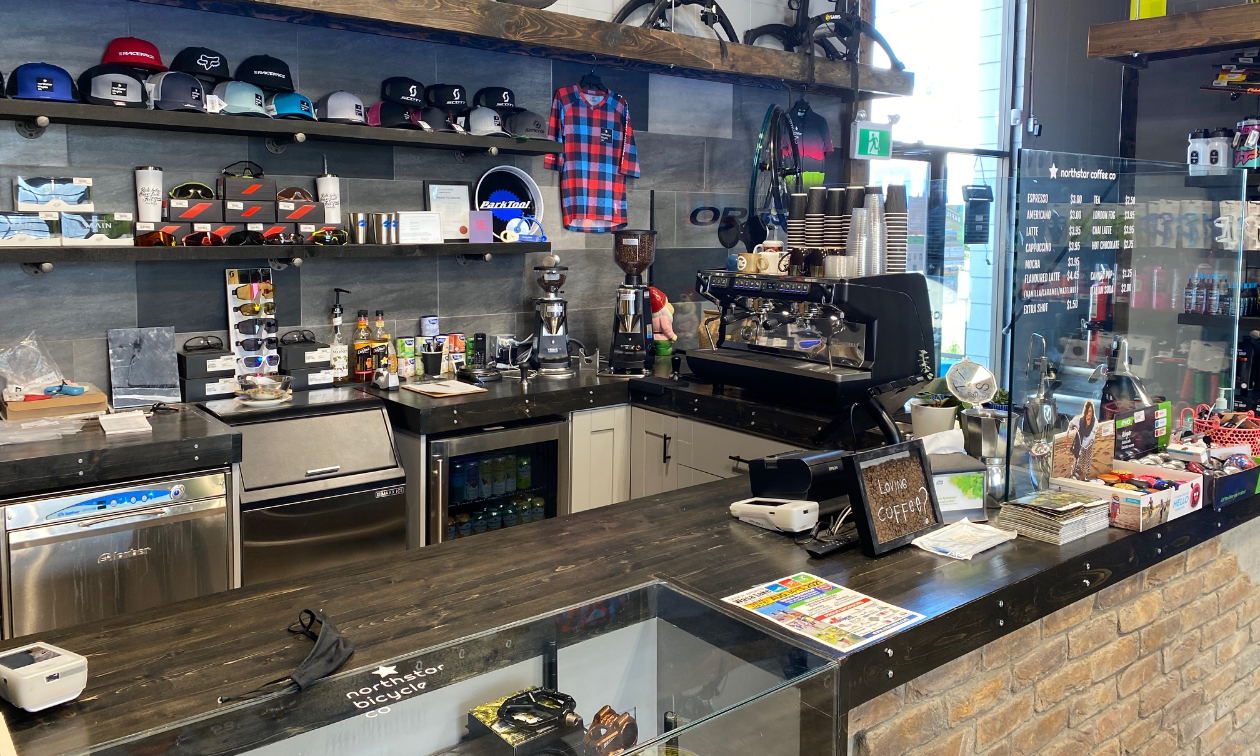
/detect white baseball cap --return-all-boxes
[316,90,366,124]
[463,106,510,137]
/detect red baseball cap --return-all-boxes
[102,37,166,72]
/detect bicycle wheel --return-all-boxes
[748,105,801,235]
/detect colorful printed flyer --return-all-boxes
[722,573,924,653]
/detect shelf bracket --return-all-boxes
[14,116,49,140]
[267,257,303,270]
[20,262,53,276]
[457,253,492,264]
[265,132,307,154]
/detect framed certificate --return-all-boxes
[425,181,472,241]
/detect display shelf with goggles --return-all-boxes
[0,99,560,157]
[0,242,550,265]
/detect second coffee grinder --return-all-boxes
[531,256,576,378]
[606,229,657,377]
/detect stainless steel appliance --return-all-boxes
[426,418,570,544]
[607,230,656,376]
[202,388,407,586]
[531,264,575,378]
[1,471,229,637]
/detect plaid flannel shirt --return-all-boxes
[543,84,640,232]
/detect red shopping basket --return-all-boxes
[1180,405,1260,455]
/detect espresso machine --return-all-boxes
[531,261,575,378]
[607,230,657,376]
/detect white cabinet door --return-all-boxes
[630,407,679,498]
[686,421,798,479]
[570,405,631,513]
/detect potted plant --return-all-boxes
[984,389,1011,412]
[911,384,961,437]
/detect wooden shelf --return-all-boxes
[1089,5,1260,62]
[0,242,548,264]
[131,0,913,99]
[0,99,559,156]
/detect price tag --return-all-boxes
[205,378,239,396]
[206,356,235,372]
[308,370,335,386]
[306,348,332,364]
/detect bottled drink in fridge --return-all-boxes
[504,452,517,493]
[450,460,465,505]
[492,455,507,496]
[464,457,480,500]
[480,455,494,496]
[517,455,532,490]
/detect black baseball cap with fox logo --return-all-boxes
[171,47,231,84]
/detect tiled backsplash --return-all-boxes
[0,0,846,392]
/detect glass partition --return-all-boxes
[1007,149,1246,498]
[90,582,837,756]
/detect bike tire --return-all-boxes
[743,23,797,49]
[613,0,660,25]
[642,0,740,43]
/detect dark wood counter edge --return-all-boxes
[5,470,1257,754]
[0,406,241,500]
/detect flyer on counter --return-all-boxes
[722,573,923,653]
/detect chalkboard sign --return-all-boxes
[844,440,943,557]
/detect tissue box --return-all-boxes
[929,452,987,522]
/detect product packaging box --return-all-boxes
[929,452,987,523]
[224,200,277,224]
[14,176,94,212]
[60,212,134,246]
[0,384,107,420]
[218,176,277,202]
[181,376,240,403]
[1051,461,1204,532]
[277,201,321,222]
[164,199,224,223]
[281,366,336,391]
[278,341,331,371]
[0,212,61,246]
[177,349,235,380]
[136,221,192,242]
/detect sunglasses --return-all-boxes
[311,229,349,246]
[265,232,305,245]
[221,160,265,178]
[184,231,225,246]
[277,186,315,202]
[233,282,274,299]
[235,318,277,335]
[280,329,316,345]
[237,301,276,316]
[136,230,177,247]
[184,335,225,352]
[169,182,215,200]
[227,230,267,246]
[239,355,280,369]
[237,337,278,351]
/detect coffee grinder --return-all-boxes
[606,230,657,376]
[531,258,575,378]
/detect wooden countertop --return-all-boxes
[7,474,1258,755]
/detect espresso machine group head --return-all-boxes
[531,262,575,378]
[607,230,658,376]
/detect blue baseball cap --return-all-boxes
[5,63,77,102]
[213,81,270,118]
[265,91,315,120]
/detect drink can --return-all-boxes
[504,452,517,492]
[530,496,545,522]
[492,455,507,496]
[463,457,480,500]
[480,455,494,491]
[421,315,439,337]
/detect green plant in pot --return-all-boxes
[984,389,1011,411]
[911,378,964,437]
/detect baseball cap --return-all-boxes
[474,86,522,113]
[464,106,510,137]
[316,91,366,124]
[266,91,316,120]
[77,64,148,108]
[505,110,550,140]
[236,55,294,92]
[381,76,426,107]
[425,84,467,111]
[148,71,206,112]
[6,63,78,103]
[367,101,422,129]
[103,37,166,72]
[213,81,270,117]
[170,47,231,84]
[417,107,466,134]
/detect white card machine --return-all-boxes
[0,643,87,712]
[729,498,819,533]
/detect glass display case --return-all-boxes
[1007,150,1247,498]
[95,582,838,756]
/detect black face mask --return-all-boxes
[218,609,355,704]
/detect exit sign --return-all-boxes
[851,121,892,161]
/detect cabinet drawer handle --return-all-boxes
[306,466,340,477]
[662,434,671,465]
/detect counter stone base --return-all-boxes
[850,528,1260,756]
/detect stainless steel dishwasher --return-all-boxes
[1,471,230,638]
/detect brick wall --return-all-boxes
[849,535,1260,756]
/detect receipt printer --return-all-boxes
[0,643,87,712]
[748,449,850,502]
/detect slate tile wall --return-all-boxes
[0,0,847,394]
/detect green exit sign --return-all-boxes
[851,122,892,160]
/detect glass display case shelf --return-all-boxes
[96,581,838,756]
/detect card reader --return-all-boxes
[729,498,819,533]
[0,643,87,712]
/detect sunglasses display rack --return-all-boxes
[225,268,279,378]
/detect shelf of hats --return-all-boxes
[0,40,560,261]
